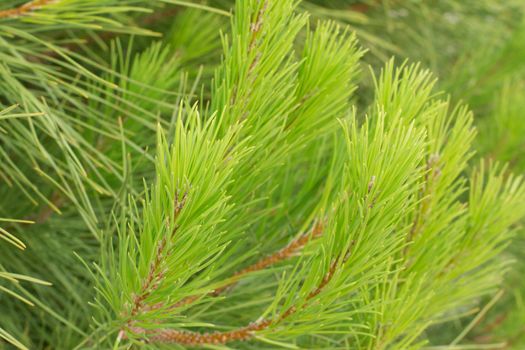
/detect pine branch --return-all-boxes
[154,221,324,310]
[210,221,324,296]
[3,0,525,349]
[116,219,325,325]
[0,0,57,19]
[122,192,187,331]
[146,258,340,346]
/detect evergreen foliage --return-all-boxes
[0,1,524,349]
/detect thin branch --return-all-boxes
[349,3,371,13]
[148,319,272,345]
[348,0,382,14]
[129,235,169,319]
[121,222,323,340]
[0,0,58,19]
[120,193,187,337]
[148,259,339,346]
[140,222,324,314]
[142,230,356,346]
[212,221,324,295]
[34,191,63,224]
[171,221,324,309]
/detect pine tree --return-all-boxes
[1,1,524,349]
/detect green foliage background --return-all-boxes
[0,0,524,349]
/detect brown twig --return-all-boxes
[119,193,187,338]
[149,319,272,345]
[171,222,324,309]
[15,190,63,225]
[145,222,323,312]
[348,0,382,14]
[129,236,169,319]
[349,3,371,13]
[118,235,169,340]
[33,191,63,224]
[148,259,339,346]
[0,0,57,19]
[121,222,327,343]
[248,1,267,51]
[144,231,357,347]
[213,222,324,294]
